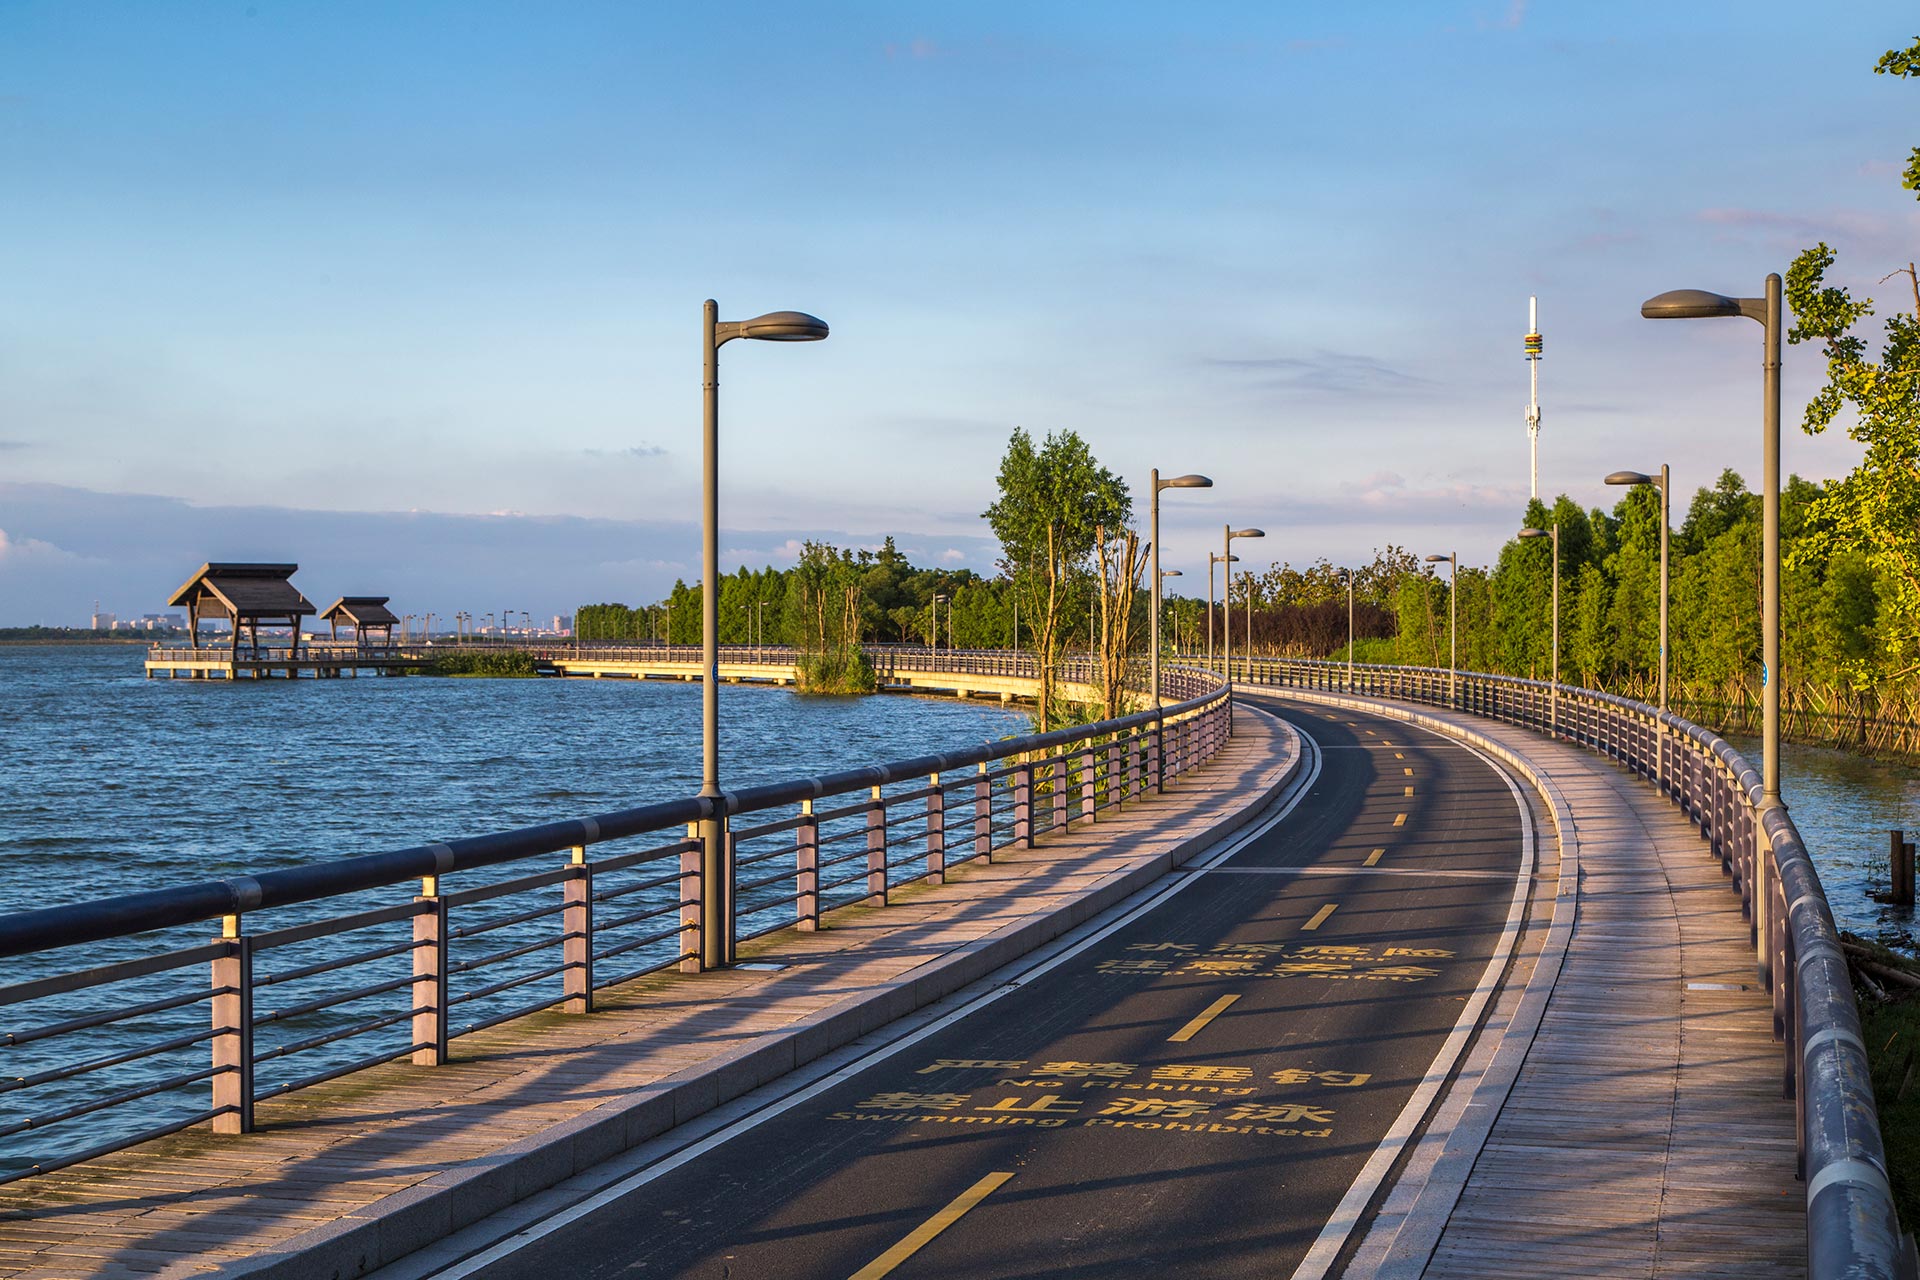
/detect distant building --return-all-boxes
[90,611,116,630]
[553,615,572,635]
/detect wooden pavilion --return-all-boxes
[167,563,317,662]
[318,597,399,650]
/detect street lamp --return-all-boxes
[1643,278,1782,806]
[1150,470,1213,708]
[932,593,948,653]
[1223,526,1265,684]
[1518,525,1559,734]
[1159,569,1183,658]
[1605,465,1671,712]
[1424,552,1457,706]
[699,300,829,968]
[1207,552,1238,674]
[1341,568,1355,691]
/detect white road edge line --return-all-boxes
[422,717,1326,1280]
[1284,725,1537,1280]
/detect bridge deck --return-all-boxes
[1268,691,1804,1279]
[0,714,1295,1280]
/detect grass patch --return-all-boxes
[796,645,877,695]
[425,649,539,678]
[1847,933,1920,1231]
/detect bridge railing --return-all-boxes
[0,666,1228,1183]
[1230,654,1913,1280]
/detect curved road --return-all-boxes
[452,697,1530,1279]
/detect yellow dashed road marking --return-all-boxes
[1302,903,1338,931]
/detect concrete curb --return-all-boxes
[224,709,1303,1280]
[1239,686,1583,1279]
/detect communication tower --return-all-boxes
[1525,296,1544,499]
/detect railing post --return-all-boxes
[680,823,703,973]
[974,763,993,862]
[1015,759,1033,849]
[412,881,448,1066]
[1152,719,1165,793]
[1128,729,1143,799]
[926,773,946,885]
[1081,745,1097,821]
[1107,739,1122,811]
[210,915,254,1134]
[796,800,819,930]
[562,847,593,1013]
[866,785,887,904]
[1053,755,1069,832]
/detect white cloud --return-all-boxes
[0,527,84,564]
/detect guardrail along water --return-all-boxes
[1227,654,1915,1280]
[0,661,1228,1183]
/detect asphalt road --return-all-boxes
[470,697,1528,1280]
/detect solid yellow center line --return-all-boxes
[1364,848,1385,867]
[850,1172,1016,1280]
[1302,903,1338,931]
[1168,993,1242,1043]
[1393,813,1407,827]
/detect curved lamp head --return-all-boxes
[738,310,830,341]
[1517,527,1549,540]
[1159,473,1214,491]
[1161,568,1184,579]
[1641,288,1743,320]
[1211,552,1240,564]
[1424,553,1453,564]
[1605,470,1654,486]
[1229,528,1266,539]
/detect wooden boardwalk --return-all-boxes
[1264,692,1805,1279]
[1419,719,1803,1279]
[0,712,1298,1280]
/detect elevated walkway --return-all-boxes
[0,711,1299,1280]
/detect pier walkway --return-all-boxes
[0,711,1300,1280]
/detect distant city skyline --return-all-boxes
[3,3,1916,624]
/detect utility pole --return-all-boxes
[1525,295,1544,500]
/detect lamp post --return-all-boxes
[698,300,829,968]
[1518,525,1559,734]
[1207,551,1238,674]
[1342,569,1355,690]
[1424,552,1457,706]
[1605,465,1671,711]
[932,593,948,653]
[1150,470,1213,708]
[1641,279,1780,806]
[1223,526,1265,685]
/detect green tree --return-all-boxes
[1783,37,1920,684]
[982,428,1130,729]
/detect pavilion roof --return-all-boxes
[166,563,317,617]
[318,597,398,626]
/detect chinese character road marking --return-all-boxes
[1167,993,1240,1044]
[1302,903,1338,931]
[916,1059,1027,1074]
[857,1092,970,1110]
[849,1171,1015,1280]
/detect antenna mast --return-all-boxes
[1525,296,1544,499]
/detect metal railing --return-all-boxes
[1230,654,1914,1280]
[0,666,1228,1181]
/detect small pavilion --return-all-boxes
[167,563,317,661]
[319,597,399,650]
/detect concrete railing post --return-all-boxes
[866,785,887,904]
[698,813,735,970]
[1014,760,1033,849]
[796,800,819,930]
[974,763,992,862]
[926,774,945,886]
[411,881,449,1066]
[1053,756,1069,832]
[1128,730,1143,799]
[562,847,593,1013]
[210,917,254,1134]
[1107,740,1122,811]
[680,823,703,973]
[1081,746,1097,821]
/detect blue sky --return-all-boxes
[2,2,1915,623]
